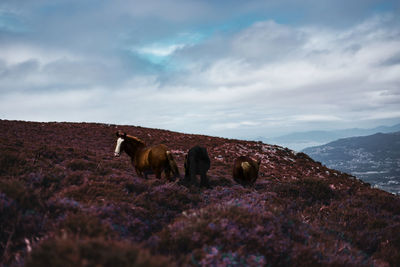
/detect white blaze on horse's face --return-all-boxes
[114,137,124,157]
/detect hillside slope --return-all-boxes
[1,120,400,266]
[303,132,400,195]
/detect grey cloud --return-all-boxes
[231,21,307,62]
[161,14,400,134]
[0,59,40,92]
[381,52,400,66]
[1,1,400,138]
[0,59,39,79]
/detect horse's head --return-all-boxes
[114,132,146,157]
[114,132,127,157]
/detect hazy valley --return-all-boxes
[303,132,400,195]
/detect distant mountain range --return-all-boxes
[259,123,400,151]
[303,131,400,195]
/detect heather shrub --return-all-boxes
[0,181,45,264]
[125,181,148,194]
[134,182,200,213]
[156,200,306,265]
[46,197,82,218]
[354,218,400,263]
[295,152,314,162]
[295,178,335,204]
[40,174,64,189]
[109,160,130,170]
[318,196,400,264]
[275,178,334,204]
[375,224,400,266]
[35,146,63,164]
[26,238,172,267]
[93,203,151,241]
[361,189,400,213]
[95,163,113,176]
[63,173,85,186]
[158,204,252,253]
[58,212,116,238]
[0,151,27,175]
[209,176,233,187]
[368,219,388,230]
[67,159,97,171]
[197,246,266,267]
[0,193,19,261]
[132,182,202,237]
[39,148,59,161]
[274,182,301,199]
[63,182,131,204]
[0,179,43,211]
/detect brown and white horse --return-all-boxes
[114,132,180,180]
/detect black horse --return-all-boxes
[183,145,211,187]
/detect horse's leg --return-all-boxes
[184,155,190,181]
[164,160,175,181]
[200,173,210,188]
[135,167,141,177]
[184,161,191,182]
[190,172,199,187]
[155,168,162,179]
[164,168,172,181]
[184,170,190,182]
[132,160,142,178]
[189,158,199,186]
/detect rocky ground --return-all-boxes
[1,120,400,266]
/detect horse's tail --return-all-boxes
[166,151,180,178]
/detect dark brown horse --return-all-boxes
[114,132,180,180]
[232,156,261,186]
[183,145,211,187]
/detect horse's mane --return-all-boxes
[125,135,146,146]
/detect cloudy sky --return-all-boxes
[1,0,400,139]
